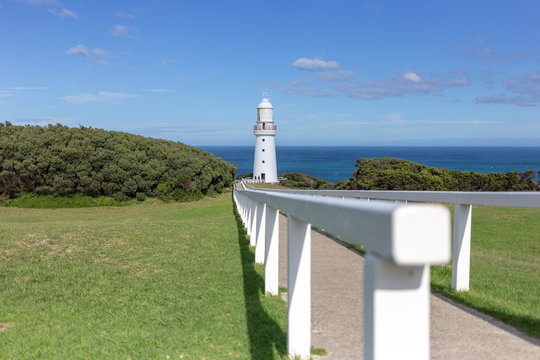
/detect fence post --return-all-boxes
[245,197,251,237]
[364,253,430,360]
[236,193,245,225]
[452,204,472,291]
[242,195,247,224]
[255,202,266,264]
[241,194,247,224]
[287,215,311,359]
[265,205,279,295]
[249,199,258,246]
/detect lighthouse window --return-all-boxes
[262,160,265,163]
[262,149,265,152]
[262,139,265,142]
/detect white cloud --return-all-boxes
[66,45,111,59]
[97,60,112,66]
[0,91,13,98]
[66,44,88,56]
[335,76,441,99]
[506,71,540,97]
[110,25,128,37]
[91,48,107,57]
[49,8,77,18]
[273,69,470,100]
[402,71,422,83]
[293,58,340,71]
[334,71,470,100]
[476,70,540,107]
[63,91,135,104]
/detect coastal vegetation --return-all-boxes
[0,122,236,202]
[0,193,288,358]
[338,158,539,191]
[279,172,334,190]
[242,158,539,192]
[0,192,131,208]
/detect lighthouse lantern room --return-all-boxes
[252,97,278,183]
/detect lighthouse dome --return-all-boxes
[257,98,273,109]
[257,97,274,123]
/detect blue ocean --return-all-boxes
[201,146,540,183]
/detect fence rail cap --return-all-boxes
[235,185,450,265]
[241,182,540,208]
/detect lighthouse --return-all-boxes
[252,97,278,183]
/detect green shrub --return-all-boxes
[281,172,334,189]
[0,123,237,200]
[0,192,130,208]
[339,158,539,191]
[173,188,188,202]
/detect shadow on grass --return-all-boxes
[232,202,287,359]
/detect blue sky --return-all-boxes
[1,0,539,146]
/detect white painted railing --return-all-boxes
[243,176,287,183]
[246,185,540,291]
[234,181,451,360]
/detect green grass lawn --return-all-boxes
[2,192,538,358]
[0,193,287,359]
[431,206,540,338]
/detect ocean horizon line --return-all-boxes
[199,145,540,148]
[201,146,540,183]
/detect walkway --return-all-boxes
[276,214,540,360]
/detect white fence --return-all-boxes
[245,185,540,291]
[243,176,287,184]
[234,181,451,360]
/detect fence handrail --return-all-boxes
[242,183,540,208]
[239,184,450,265]
[241,180,539,293]
[243,176,288,183]
[233,180,451,359]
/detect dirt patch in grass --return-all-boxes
[0,323,14,332]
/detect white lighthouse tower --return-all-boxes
[252,97,278,183]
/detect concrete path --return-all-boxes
[277,214,540,359]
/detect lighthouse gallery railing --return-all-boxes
[253,124,277,131]
[234,180,451,360]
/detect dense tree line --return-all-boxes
[337,158,539,191]
[0,122,236,201]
